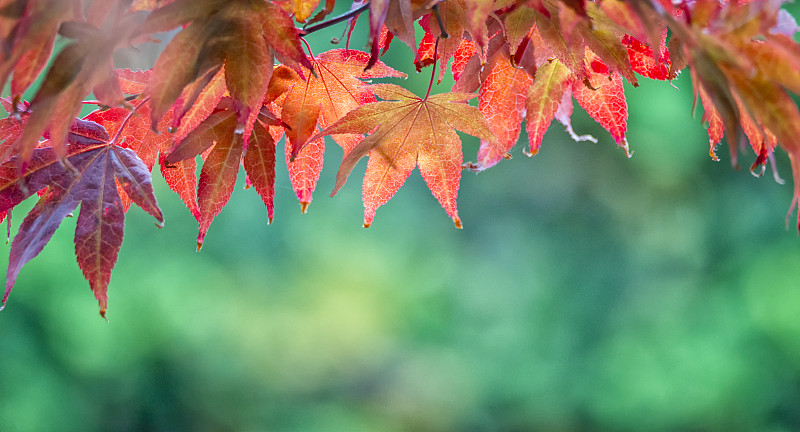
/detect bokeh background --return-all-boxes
[2,4,800,431]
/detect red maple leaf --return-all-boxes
[472,50,533,171]
[165,106,280,249]
[0,120,162,318]
[86,69,200,219]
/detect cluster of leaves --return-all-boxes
[0,0,798,316]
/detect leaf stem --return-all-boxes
[424,37,440,101]
[300,36,315,59]
[82,93,141,106]
[301,2,370,36]
[432,4,449,38]
[110,97,150,146]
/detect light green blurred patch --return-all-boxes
[744,244,800,364]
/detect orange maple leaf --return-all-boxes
[276,49,404,210]
[314,83,497,228]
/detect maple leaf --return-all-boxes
[623,34,672,81]
[0,114,24,163]
[0,123,163,318]
[87,69,200,219]
[0,0,77,98]
[171,66,227,144]
[274,49,404,210]
[222,7,273,139]
[699,86,725,161]
[471,50,533,171]
[728,67,800,227]
[279,49,405,160]
[194,119,244,251]
[504,4,538,57]
[165,111,239,249]
[314,83,497,228]
[572,49,631,156]
[165,106,280,248]
[366,0,423,68]
[525,59,573,157]
[8,2,148,170]
[293,0,323,23]
[533,8,586,83]
[242,121,277,223]
[286,136,325,213]
[462,0,493,52]
[415,1,467,83]
[143,0,311,134]
[451,39,478,82]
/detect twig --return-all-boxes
[301,2,370,36]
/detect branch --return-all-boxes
[300,2,370,36]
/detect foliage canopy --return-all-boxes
[0,0,799,316]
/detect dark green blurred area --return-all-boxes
[3,9,800,432]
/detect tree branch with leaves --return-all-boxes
[0,0,798,317]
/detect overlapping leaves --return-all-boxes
[0,119,162,318]
[0,0,799,317]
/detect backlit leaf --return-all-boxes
[0,139,162,317]
[472,52,533,171]
[525,59,573,156]
[572,49,630,155]
[315,84,496,227]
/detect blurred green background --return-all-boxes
[3,6,800,432]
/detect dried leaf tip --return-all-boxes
[622,138,632,158]
[462,162,479,171]
[751,160,767,178]
[268,217,273,225]
[196,240,204,252]
[454,217,463,229]
[99,308,108,322]
[363,220,371,228]
[709,147,720,162]
[300,202,310,214]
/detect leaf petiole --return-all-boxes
[432,4,449,39]
[424,37,440,101]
